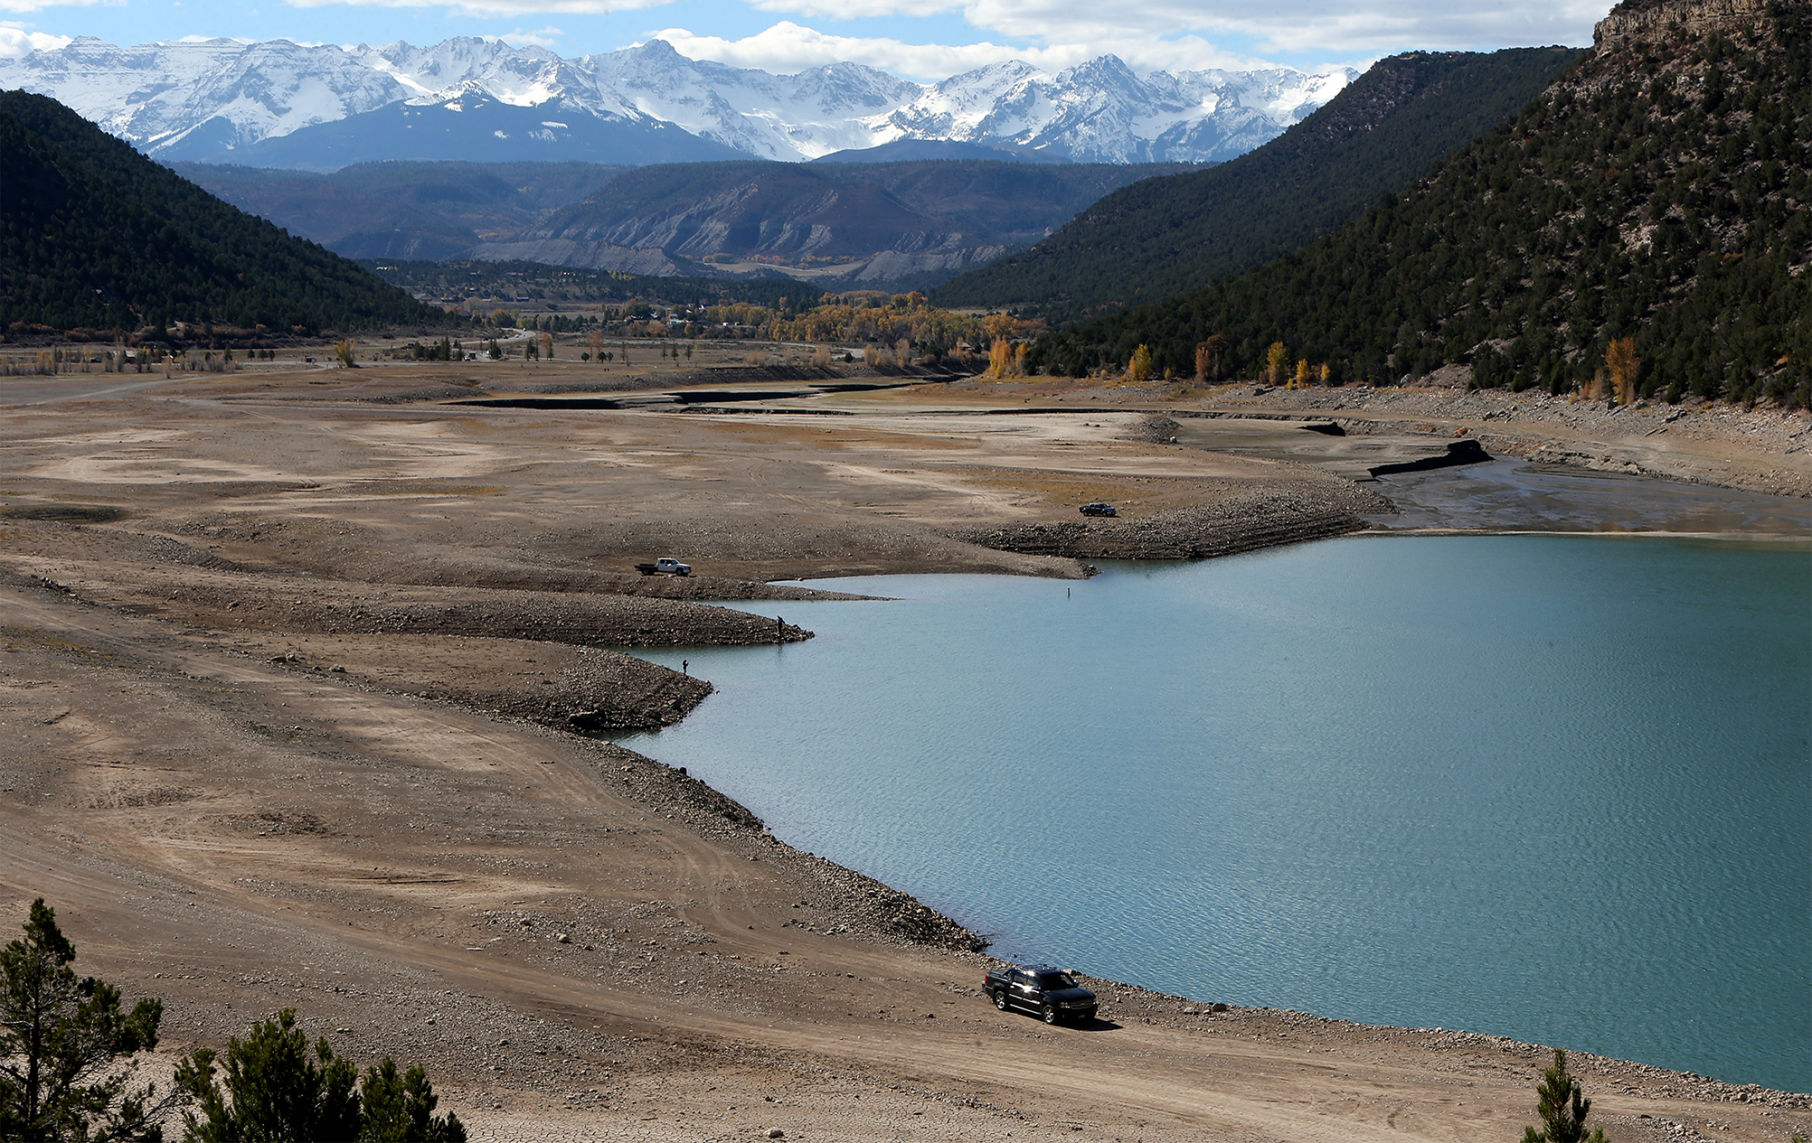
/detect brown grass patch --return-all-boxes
[1,503,128,522]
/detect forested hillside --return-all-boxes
[934,47,1580,320]
[0,92,439,337]
[1028,0,1810,407]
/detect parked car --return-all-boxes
[1079,502,1117,517]
[635,557,692,576]
[983,963,1098,1024]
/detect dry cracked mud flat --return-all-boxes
[3,359,1807,1141]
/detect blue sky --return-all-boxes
[1,0,1616,78]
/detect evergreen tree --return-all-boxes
[1,92,438,336]
[0,899,169,1143]
[1521,1049,1608,1143]
[175,1010,464,1143]
[355,1060,465,1143]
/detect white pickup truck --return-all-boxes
[635,557,692,576]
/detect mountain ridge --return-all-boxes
[934,46,1583,319]
[493,159,1195,284]
[0,35,1352,169]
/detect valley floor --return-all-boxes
[2,360,1807,1141]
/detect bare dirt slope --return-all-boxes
[880,376,1812,497]
[2,362,1806,1142]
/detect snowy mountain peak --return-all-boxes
[630,38,684,60]
[1058,54,1142,86]
[0,36,1354,168]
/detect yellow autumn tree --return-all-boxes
[1606,337,1640,405]
[1127,344,1153,383]
[983,313,1023,344]
[1265,341,1288,386]
[987,338,1016,378]
[1292,359,1311,389]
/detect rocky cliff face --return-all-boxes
[1594,0,1775,48]
[1575,0,1806,94]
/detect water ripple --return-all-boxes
[619,537,1812,1091]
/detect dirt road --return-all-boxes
[2,361,1805,1141]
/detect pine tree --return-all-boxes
[175,1010,464,1143]
[356,1059,465,1143]
[1521,1049,1608,1143]
[0,899,170,1142]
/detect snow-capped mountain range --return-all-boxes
[0,36,1355,169]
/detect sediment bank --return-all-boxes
[2,365,1806,1141]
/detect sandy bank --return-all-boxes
[2,364,1806,1142]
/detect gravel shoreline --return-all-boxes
[1185,384,1812,498]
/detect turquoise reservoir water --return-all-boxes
[616,535,1812,1092]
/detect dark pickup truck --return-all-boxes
[983,963,1098,1025]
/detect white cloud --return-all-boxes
[653,21,1088,78]
[0,0,90,16]
[653,20,1291,79]
[285,0,668,16]
[0,22,71,50]
[650,0,1608,80]
[743,0,961,19]
[499,23,563,46]
[956,0,1610,62]
[1081,34,1298,74]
